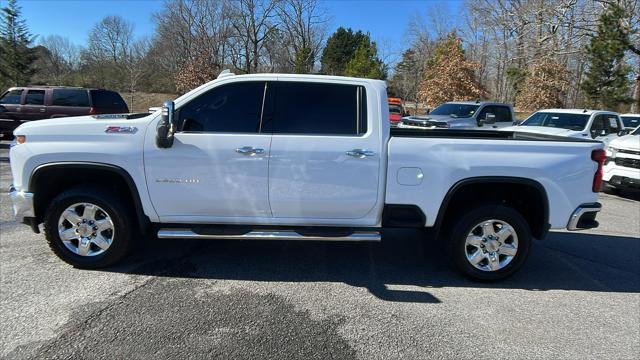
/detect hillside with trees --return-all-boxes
[1,0,639,113]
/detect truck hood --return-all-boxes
[15,115,100,133]
[500,125,585,137]
[14,114,151,135]
[608,134,640,151]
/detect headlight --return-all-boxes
[608,147,618,158]
[9,135,25,147]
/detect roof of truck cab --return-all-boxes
[173,72,388,106]
[537,109,618,115]
[446,101,512,107]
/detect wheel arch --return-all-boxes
[433,176,550,241]
[29,162,150,234]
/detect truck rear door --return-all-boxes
[267,80,381,220]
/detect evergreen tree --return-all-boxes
[581,3,632,110]
[320,27,366,75]
[389,48,422,106]
[0,0,36,88]
[293,46,313,74]
[418,32,482,107]
[343,36,386,79]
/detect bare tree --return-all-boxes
[124,38,150,108]
[34,35,79,85]
[228,0,279,73]
[87,15,133,64]
[276,0,328,73]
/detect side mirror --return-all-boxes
[482,113,496,124]
[425,109,430,115]
[617,129,629,136]
[156,101,175,148]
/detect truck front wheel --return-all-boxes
[43,186,135,268]
[448,205,531,281]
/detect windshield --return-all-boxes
[621,116,640,129]
[520,112,589,131]
[389,104,402,114]
[430,103,479,118]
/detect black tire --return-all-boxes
[447,205,532,282]
[43,185,135,268]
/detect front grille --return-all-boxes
[614,157,640,169]
[618,148,640,156]
[402,119,448,128]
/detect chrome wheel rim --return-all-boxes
[465,219,518,272]
[57,202,114,257]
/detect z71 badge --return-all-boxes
[105,126,138,134]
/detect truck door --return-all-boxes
[267,81,381,220]
[144,81,272,221]
[477,105,514,128]
[0,89,24,119]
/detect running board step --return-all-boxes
[157,229,381,242]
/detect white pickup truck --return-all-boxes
[9,72,605,281]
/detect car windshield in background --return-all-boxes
[389,104,402,114]
[621,116,640,129]
[632,127,640,135]
[0,89,22,104]
[430,103,479,118]
[521,112,589,131]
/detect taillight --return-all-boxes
[591,149,606,192]
[89,107,97,115]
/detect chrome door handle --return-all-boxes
[235,146,265,155]
[346,149,375,158]
[39,108,46,112]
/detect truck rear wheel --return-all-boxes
[448,205,531,281]
[43,186,134,268]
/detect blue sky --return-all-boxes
[14,0,462,59]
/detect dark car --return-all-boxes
[0,87,129,138]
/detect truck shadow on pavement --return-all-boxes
[107,229,639,304]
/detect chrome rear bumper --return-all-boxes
[567,203,601,231]
[9,185,34,223]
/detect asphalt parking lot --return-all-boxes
[1,142,639,359]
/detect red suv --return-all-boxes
[0,87,129,138]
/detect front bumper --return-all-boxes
[606,175,640,189]
[9,185,34,223]
[566,203,601,231]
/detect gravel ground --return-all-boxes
[1,142,638,359]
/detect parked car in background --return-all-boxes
[398,101,515,129]
[602,126,640,193]
[0,86,129,139]
[620,113,640,130]
[388,97,404,127]
[502,109,626,144]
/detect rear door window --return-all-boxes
[0,89,23,104]
[25,90,45,105]
[52,89,90,107]
[273,82,367,135]
[91,90,128,109]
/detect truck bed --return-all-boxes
[390,128,602,143]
